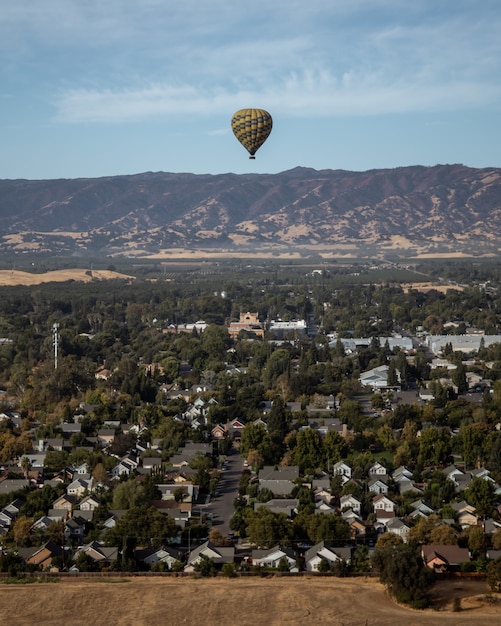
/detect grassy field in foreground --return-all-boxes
[0,576,500,626]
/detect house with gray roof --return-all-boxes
[304,541,351,572]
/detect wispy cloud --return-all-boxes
[5,1,501,123]
[54,69,501,123]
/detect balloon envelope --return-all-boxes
[231,109,273,158]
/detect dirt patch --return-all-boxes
[0,576,499,626]
[400,281,464,293]
[0,269,134,286]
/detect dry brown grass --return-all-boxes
[400,281,464,293]
[0,269,134,286]
[0,577,500,626]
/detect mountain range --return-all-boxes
[0,164,500,258]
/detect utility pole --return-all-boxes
[52,323,60,370]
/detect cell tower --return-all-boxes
[52,323,60,369]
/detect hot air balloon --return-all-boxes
[231,108,272,159]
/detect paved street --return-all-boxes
[209,449,244,536]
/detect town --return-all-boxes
[0,257,501,606]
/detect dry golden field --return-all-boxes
[0,269,134,286]
[0,577,500,626]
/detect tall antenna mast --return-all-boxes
[52,323,60,369]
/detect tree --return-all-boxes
[11,515,33,547]
[372,543,435,608]
[375,533,403,549]
[387,360,398,387]
[464,476,496,518]
[20,456,30,479]
[221,562,236,577]
[417,426,452,468]
[429,524,458,545]
[317,557,331,573]
[246,449,264,472]
[303,513,351,546]
[351,544,370,573]
[276,555,290,572]
[291,428,324,473]
[111,478,146,509]
[451,360,468,394]
[463,525,487,553]
[487,556,501,592]
[246,507,291,548]
[105,506,177,551]
[266,396,291,440]
[196,554,216,577]
[240,422,268,456]
[492,528,501,550]
[324,431,348,466]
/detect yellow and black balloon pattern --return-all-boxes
[231,108,273,159]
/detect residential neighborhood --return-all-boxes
[0,263,501,602]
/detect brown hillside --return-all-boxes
[1,165,501,257]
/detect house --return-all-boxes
[484,518,501,537]
[64,516,87,541]
[31,516,60,533]
[451,501,478,528]
[346,515,369,541]
[102,510,126,529]
[67,477,94,497]
[211,424,227,440]
[422,544,470,572]
[304,541,351,572]
[71,462,91,477]
[315,500,337,514]
[0,479,30,495]
[385,517,410,541]
[20,452,47,469]
[135,545,182,570]
[112,458,137,478]
[0,499,23,529]
[18,541,63,569]
[254,499,299,518]
[258,466,299,497]
[53,494,78,513]
[372,494,395,514]
[392,466,413,482]
[225,417,246,440]
[331,461,352,485]
[313,478,333,505]
[369,462,387,477]
[359,364,400,391]
[157,483,197,502]
[61,423,82,439]
[368,476,389,495]
[395,477,421,496]
[74,541,119,567]
[97,429,116,448]
[250,545,297,570]
[443,465,465,488]
[79,494,101,511]
[305,418,350,438]
[409,500,434,519]
[141,457,163,472]
[185,541,235,571]
[150,499,192,526]
[340,494,361,515]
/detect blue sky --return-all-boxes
[2,0,501,179]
